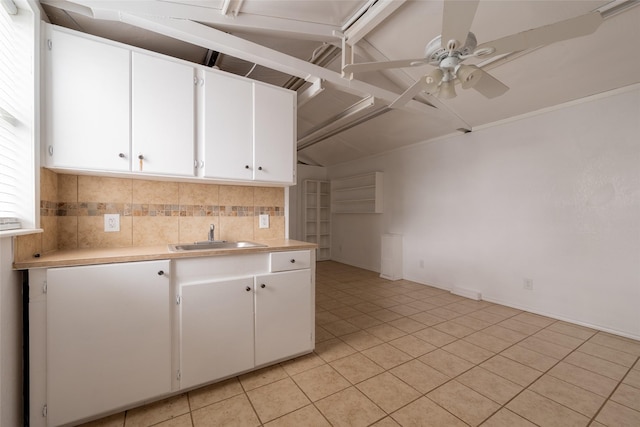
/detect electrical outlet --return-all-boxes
[259,214,269,229]
[419,260,424,268]
[523,278,533,291]
[104,214,120,232]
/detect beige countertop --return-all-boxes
[14,239,317,269]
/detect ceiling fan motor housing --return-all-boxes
[424,32,477,65]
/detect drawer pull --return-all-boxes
[157,270,165,276]
[290,259,296,263]
[245,286,251,292]
[260,284,266,288]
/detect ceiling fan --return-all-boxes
[342,0,604,104]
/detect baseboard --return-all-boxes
[398,274,639,340]
[482,295,640,342]
[451,286,482,301]
[329,257,379,274]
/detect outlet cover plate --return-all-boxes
[259,214,269,229]
[104,214,120,232]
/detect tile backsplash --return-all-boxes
[14,168,286,262]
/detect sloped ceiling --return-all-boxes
[40,0,640,166]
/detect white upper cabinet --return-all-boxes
[254,83,296,184]
[201,71,296,184]
[44,25,296,185]
[201,70,253,181]
[132,52,196,177]
[46,28,130,171]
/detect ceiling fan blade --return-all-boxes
[470,68,509,99]
[441,0,479,49]
[343,58,428,74]
[477,11,603,57]
[389,69,443,108]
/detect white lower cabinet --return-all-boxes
[44,261,172,427]
[179,276,255,389]
[176,252,314,390]
[28,251,314,426]
[255,270,313,366]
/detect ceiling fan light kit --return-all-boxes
[457,64,481,90]
[438,80,457,99]
[342,0,604,105]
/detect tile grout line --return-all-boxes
[104,264,639,427]
[586,356,640,426]
[319,289,628,427]
[319,294,532,426]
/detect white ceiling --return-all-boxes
[39,0,640,166]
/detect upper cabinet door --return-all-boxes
[254,83,296,184]
[201,70,253,180]
[132,52,196,177]
[46,29,130,171]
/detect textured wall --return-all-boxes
[328,87,640,338]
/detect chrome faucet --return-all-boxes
[208,224,215,242]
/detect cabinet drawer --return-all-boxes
[270,251,310,272]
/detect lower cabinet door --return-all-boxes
[179,276,255,389]
[254,270,313,366]
[46,261,172,427]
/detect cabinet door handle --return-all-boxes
[260,284,266,288]
[119,153,126,158]
[245,286,251,292]
[258,166,263,171]
[157,270,165,276]
[138,154,144,160]
[244,165,250,169]
[290,259,296,264]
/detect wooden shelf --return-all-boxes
[303,180,331,261]
[331,172,383,214]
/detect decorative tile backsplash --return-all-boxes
[14,168,286,261]
[41,201,284,218]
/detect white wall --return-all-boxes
[0,238,23,426]
[328,86,640,339]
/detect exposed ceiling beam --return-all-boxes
[298,105,392,152]
[297,78,325,108]
[343,0,406,45]
[41,0,341,41]
[297,96,378,150]
[69,8,437,115]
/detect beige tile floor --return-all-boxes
[81,261,640,427]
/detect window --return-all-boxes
[0,0,38,233]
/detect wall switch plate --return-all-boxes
[259,214,269,229]
[104,214,120,232]
[523,278,533,291]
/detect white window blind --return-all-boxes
[0,2,37,230]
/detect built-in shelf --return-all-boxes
[303,180,330,261]
[331,172,383,214]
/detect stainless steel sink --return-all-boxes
[168,241,267,252]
